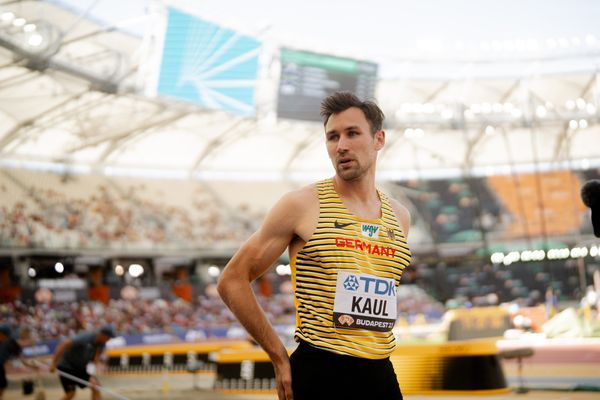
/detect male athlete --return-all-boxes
[50,325,115,400]
[218,91,411,400]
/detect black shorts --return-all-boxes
[0,365,7,389]
[58,367,90,393]
[290,340,403,400]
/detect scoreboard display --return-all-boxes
[276,48,378,122]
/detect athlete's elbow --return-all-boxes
[216,273,229,300]
[216,268,239,301]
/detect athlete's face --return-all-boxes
[325,107,384,181]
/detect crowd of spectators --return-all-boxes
[2,168,598,251]
[0,178,262,250]
[0,283,442,342]
[0,292,297,342]
[406,260,585,310]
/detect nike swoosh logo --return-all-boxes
[334,220,354,229]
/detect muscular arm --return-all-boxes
[217,190,312,400]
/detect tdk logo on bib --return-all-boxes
[342,274,395,296]
[343,275,360,291]
[361,223,380,238]
[359,275,396,296]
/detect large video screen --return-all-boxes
[276,48,378,122]
[157,7,262,117]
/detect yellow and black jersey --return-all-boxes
[291,178,412,359]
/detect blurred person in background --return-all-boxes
[50,325,115,400]
[218,91,411,400]
[0,325,37,400]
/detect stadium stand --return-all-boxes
[0,168,260,250]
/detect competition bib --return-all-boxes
[333,271,397,332]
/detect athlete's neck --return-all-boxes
[332,175,380,210]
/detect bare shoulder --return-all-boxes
[387,196,411,236]
[263,183,318,229]
[272,183,319,243]
[275,183,318,210]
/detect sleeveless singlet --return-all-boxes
[291,178,412,359]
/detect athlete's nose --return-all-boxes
[336,134,350,153]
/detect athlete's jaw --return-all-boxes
[335,155,363,180]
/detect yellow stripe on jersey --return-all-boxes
[291,178,412,359]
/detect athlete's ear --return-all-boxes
[374,130,385,150]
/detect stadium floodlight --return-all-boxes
[569,119,579,130]
[502,251,521,266]
[128,263,144,278]
[55,262,64,273]
[12,17,25,27]
[490,252,504,264]
[0,11,14,23]
[207,265,220,278]
[276,264,291,276]
[580,159,590,170]
[27,33,43,47]
[570,247,588,258]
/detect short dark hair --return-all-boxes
[320,91,385,134]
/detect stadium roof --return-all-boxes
[0,0,599,182]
